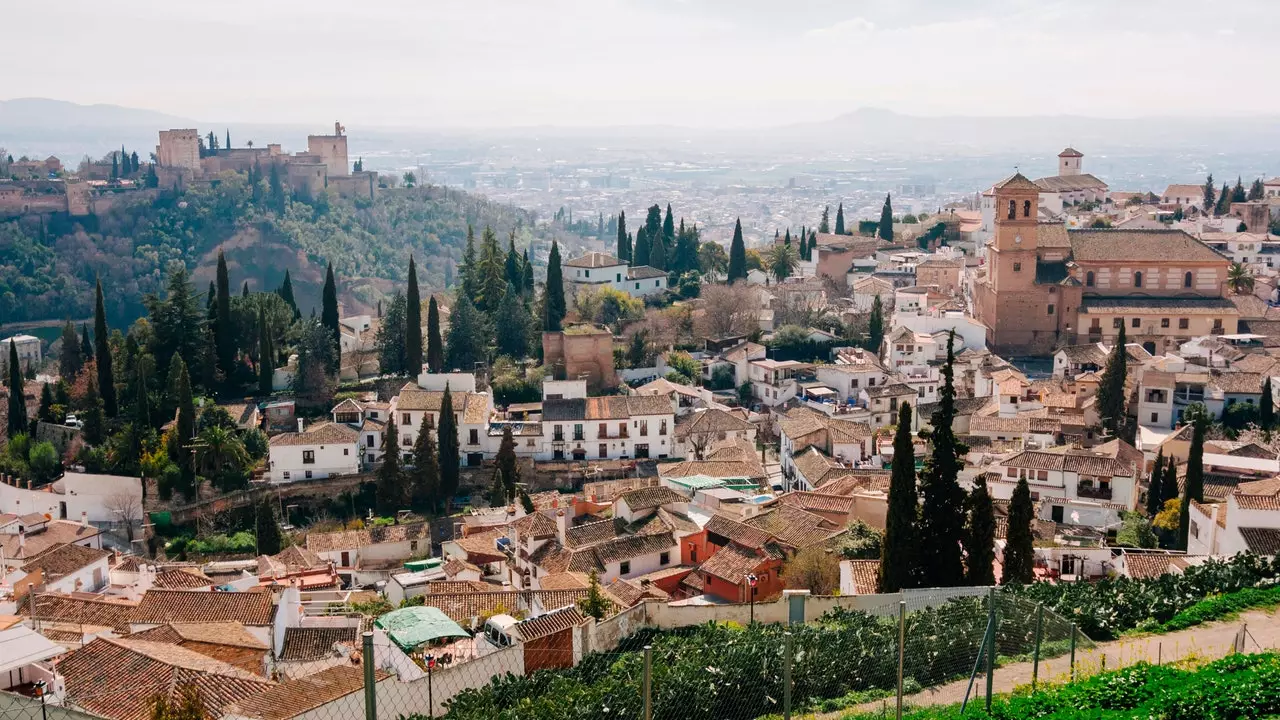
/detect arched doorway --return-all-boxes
[1142,341,1157,355]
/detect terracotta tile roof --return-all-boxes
[778,491,854,515]
[25,593,136,633]
[0,519,101,562]
[449,529,507,563]
[792,447,845,486]
[1238,527,1280,555]
[864,383,916,399]
[605,577,672,606]
[675,409,755,439]
[844,559,881,595]
[278,626,358,661]
[152,567,215,589]
[1078,296,1239,315]
[527,539,575,574]
[1209,371,1263,394]
[705,514,773,549]
[817,471,892,496]
[1123,552,1184,580]
[564,251,625,269]
[698,541,773,583]
[258,545,327,576]
[224,665,388,720]
[1069,229,1227,263]
[59,637,274,720]
[21,542,110,578]
[1234,478,1280,510]
[268,421,358,447]
[442,557,483,578]
[542,395,672,422]
[537,572,590,590]
[512,511,559,540]
[422,591,524,626]
[514,606,585,642]
[132,589,275,627]
[131,622,269,650]
[306,529,372,554]
[564,518,622,548]
[746,505,839,550]
[367,521,432,545]
[617,486,685,511]
[628,265,667,280]
[590,532,676,566]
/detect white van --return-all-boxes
[482,614,519,648]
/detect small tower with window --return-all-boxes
[1058,147,1083,177]
[988,172,1041,292]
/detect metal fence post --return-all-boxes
[1069,622,1077,682]
[643,645,653,720]
[1031,603,1044,690]
[362,632,376,720]
[783,632,793,720]
[896,594,906,717]
[985,587,996,712]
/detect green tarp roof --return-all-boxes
[374,606,469,651]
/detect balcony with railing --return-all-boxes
[1076,484,1113,500]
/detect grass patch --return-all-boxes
[1157,584,1280,632]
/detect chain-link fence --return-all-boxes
[10,587,1273,720]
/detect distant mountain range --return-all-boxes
[0,97,194,129]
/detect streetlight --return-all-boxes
[745,573,758,624]
[33,679,47,720]
[424,653,436,717]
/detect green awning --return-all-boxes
[374,606,469,651]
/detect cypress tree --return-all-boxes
[133,355,150,430]
[6,341,27,438]
[258,305,273,394]
[437,384,460,511]
[80,324,93,366]
[59,320,82,379]
[168,355,196,497]
[1003,477,1035,585]
[1178,406,1207,549]
[644,204,662,246]
[426,296,444,373]
[649,221,667,270]
[497,425,520,502]
[504,233,521,289]
[1203,173,1216,212]
[1161,453,1180,505]
[376,417,406,515]
[1096,324,1128,436]
[1146,450,1165,517]
[543,241,566,332]
[617,211,630,262]
[459,225,479,301]
[784,228,791,247]
[241,281,249,298]
[878,193,894,241]
[1249,178,1265,201]
[867,295,885,354]
[1215,182,1232,216]
[93,279,118,416]
[405,257,423,375]
[727,218,747,283]
[819,205,830,234]
[835,203,846,235]
[255,498,283,555]
[495,283,531,359]
[410,422,440,513]
[111,153,118,180]
[38,382,54,423]
[214,250,234,380]
[445,295,488,372]
[1233,176,1247,203]
[321,263,340,373]
[521,249,535,297]
[277,270,299,319]
[965,474,997,586]
[81,375,106,446]
[879,401,919,592]
[1261,377,1275,431]
[130,151,139,174]
[917,331,967,587]
[633,227,651,267]
[663,203,675,249]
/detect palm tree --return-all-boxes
[246,140,254,149]
[192,425,250,480]
[1227,262,1255,295]
[767,243,800,283]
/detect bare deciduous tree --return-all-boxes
[105,491,142,544]
[698,284,760,339]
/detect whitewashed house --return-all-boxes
[267,421,360,483]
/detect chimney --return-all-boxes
[297,418,305,433]
[81,511,89,528]
[555,509,568,545]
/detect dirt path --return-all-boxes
[810,607,1280,719]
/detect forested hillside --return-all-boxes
[0,175,577,327]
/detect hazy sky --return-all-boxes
[7,0,1278,128]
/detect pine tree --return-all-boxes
[504,233,522,289]
[633,227,651,267]
[497,425,520,502]
[6,341,27,439]
[426,296,444,373]
[257,305,273,394]
[675,220,699,274]
[819,205,830,234]
[543,241,566,332]
[1261,377,1275,431]
[867,295,885,353]
[437,385,460,511]
[459,225,479,301]
[94,280,118,416]
[405,257,423,375]
[1096,324,1128,436]
[1249,178,1265,202]
[878,193,894,241]
[1233,176,1247,203]
[835,203,846,235]
[917,331,967,587]
[410,421,440,513]
[965,474,997,586]
[446,294,489,372]
[376,417,406,515]
[1146,451,1165,517]
[321,263,341,373]
[214,250,234,381]
[80,324,93,366]
[578,569,611,620]
[477,226,507,318]
[59,320,82,379]
[879,402,919,592]
[1003,477,1035,585]
[1216,182,1232,216]
[520,490,535,514]
[255,498,283,555]
[1203,173,1216,212]
[617,211,630,262]
[277,270,299,319]
[1178,406,1208,549]
[727,218,747,283]
[495,283,531,359]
